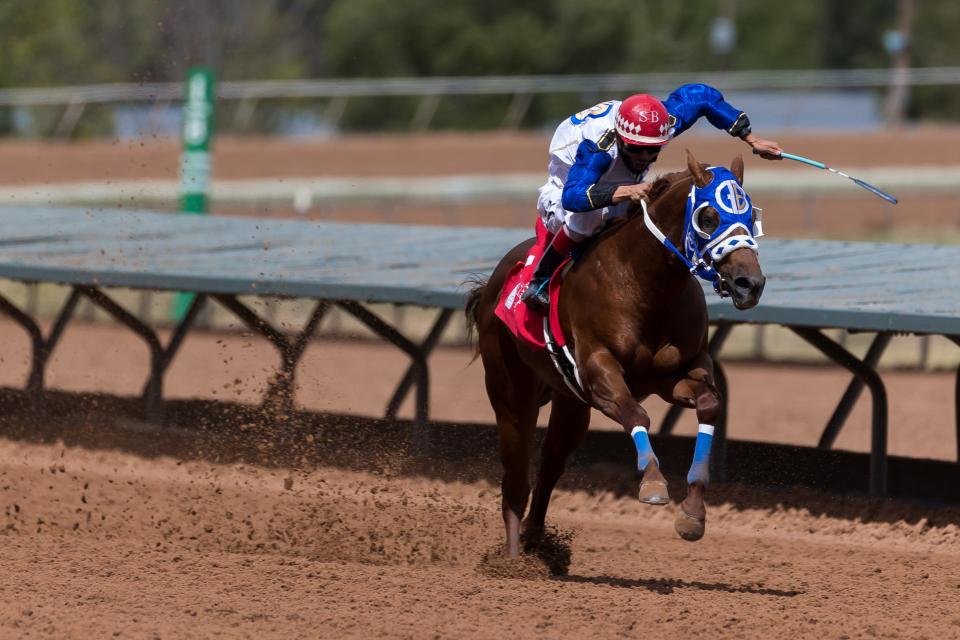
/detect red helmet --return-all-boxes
[615,94,672,146]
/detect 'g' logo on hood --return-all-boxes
[714,180,750,215]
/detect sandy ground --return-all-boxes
[1,411,959,639]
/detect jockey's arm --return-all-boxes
[560,139,616,211]
[562,139,653,210]
[741,132,781,160]
[664,83,782,160]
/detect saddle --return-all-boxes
[495,218,566,350]
[494,219,586,400]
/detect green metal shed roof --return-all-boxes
[0,206,957,335]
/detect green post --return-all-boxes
[173,67,216,321]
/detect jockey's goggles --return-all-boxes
[620,142,663,156]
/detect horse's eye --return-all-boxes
[699,211,719,233]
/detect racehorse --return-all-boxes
[465,150,765,557]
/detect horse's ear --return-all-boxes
[731,155,745,185]
[686,149,709,188]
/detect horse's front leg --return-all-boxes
[582,349,669,505]
[669,365,722,541]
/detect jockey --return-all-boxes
[521,83,783,309]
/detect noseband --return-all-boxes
[640,167,762,297]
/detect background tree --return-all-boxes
[1,0,959,136]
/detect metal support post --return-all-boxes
[503,92,533,129]
[411,95,441,132]
[324,97,348,130]
[78,287,165,418]
[792,326,888,496]
[712,360,729,483]
[0,289,81,410]
[263,300,330,409]
[140,294,208,403]
[385,308,453,420]
[41,289,83,388]
[947,336,960,462]
[212,295,329,412]
[818,332,893,449]
[54,101,87,138]
[336,301,430,433]
[231,97,258,132]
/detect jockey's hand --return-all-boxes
[744,133,783,160]
[612,183,651,204]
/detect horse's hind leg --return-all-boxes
[479,332,542,557]
[524,392,591,547]
[667,365,722,542]
[582,349,670,505]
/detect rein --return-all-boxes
[640,198,723,292]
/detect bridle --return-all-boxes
[640,167,762,297]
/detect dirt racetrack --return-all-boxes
[1,393,960,639]
[3,127,959,186]
[0,323,957,638]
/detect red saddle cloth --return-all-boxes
[494,218,570,351]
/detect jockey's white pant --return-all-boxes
[536,176,630,242]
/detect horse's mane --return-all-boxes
[597,168,692,239]
[645,168,693,209]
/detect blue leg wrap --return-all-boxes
[686,424,715,485]
[630,426,658,471]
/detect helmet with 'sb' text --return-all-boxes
[615,94,673,146]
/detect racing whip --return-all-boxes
[754,150,899,204]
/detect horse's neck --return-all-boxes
[561,180,694,350]
[609,185,689,286]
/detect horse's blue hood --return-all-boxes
[682,166,762,281]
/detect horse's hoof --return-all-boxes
[674,508,706,541]
[521,525,544,550]
[638,478,670,505]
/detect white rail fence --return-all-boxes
[3,67,960,137]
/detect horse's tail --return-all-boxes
[463,275,488,363]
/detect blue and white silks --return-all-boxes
[556,84,747,217]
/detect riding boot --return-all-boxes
[520,227,581,310]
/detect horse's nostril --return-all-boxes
[734,276,764,294]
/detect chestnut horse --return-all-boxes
[466,151,765,556]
